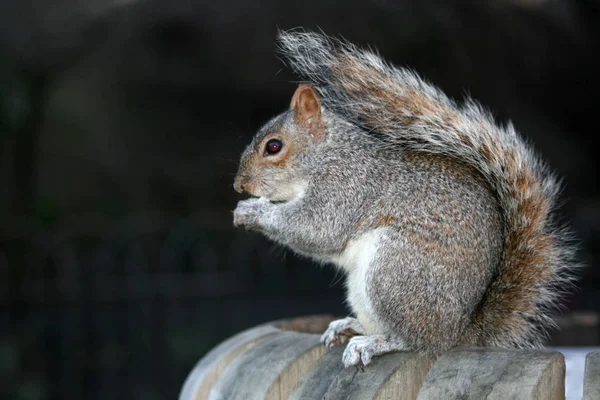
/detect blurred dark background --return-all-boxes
[0,0,599,399]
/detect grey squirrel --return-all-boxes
[232,30,578,368]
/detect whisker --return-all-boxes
[216,157,239,164]
[329,267,345,288]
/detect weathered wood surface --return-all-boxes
[179,315,335,400]
[271,314,335,333]
[417,347,565,400]
[181,316,576,400]
[290,346,434,400]
[583,351,600,400]
[179,324,280,400]
[208,331,325,400]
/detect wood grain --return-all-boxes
[207,331,325,400]
[417,347,565,400]
[583,351,600,400]
[290,346,434,400]
[179,324,280,400]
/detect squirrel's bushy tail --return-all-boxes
[278,30,579,348]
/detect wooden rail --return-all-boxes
[584,352,600,400]
[180,315,597,400]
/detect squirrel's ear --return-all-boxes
[290,85,322,127]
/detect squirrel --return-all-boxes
[232,30,579,368]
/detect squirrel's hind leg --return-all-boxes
[320,317,365,349]
[342,335,407,368]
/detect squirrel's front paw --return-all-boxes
[320,317,365,349]
[233,197,272,229]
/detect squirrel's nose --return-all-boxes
[233,176,244,193]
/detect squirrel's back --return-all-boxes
[278,30,579,349]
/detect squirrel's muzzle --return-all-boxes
[234,175,252,194]
[233,176,244,193]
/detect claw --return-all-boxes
[320,317,365,350]
[342,335,392,368]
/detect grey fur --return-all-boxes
[233,30,579,367]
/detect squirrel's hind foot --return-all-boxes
[342,335,407,368]
[320,317,365,349]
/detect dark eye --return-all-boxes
[265,139,283,155]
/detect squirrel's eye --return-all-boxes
[265,139,283,155]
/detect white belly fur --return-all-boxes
[332,229,386,335]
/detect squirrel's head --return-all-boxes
[234,85,325,202]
